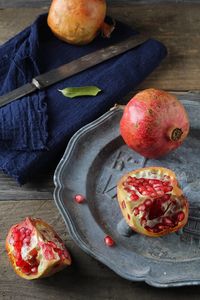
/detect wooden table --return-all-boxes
[0,1,200,299]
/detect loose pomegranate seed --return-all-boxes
[127,214,130,220]
[74,194,85,203]
[177,211,185,222]
[104,236,115,247]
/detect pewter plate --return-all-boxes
[54,94,200,287]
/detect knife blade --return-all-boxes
[0,34,149,108]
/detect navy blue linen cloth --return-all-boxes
[0,14,167,184]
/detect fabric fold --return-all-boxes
[0,14,167,184]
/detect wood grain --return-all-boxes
[1,200,200,300]
[0,1,199,8]
[0,3,200,90]
[0,2,200,299]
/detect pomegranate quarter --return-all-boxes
[117,167,189,237]
[6,217,71,279]
[120,89,190,158]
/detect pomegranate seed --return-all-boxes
[104,236,115,247]
[25,229,31,236]
[163,217,173,226]
[74,194,85,203]
[127,214,131,220]
[44,249,55,260]
[19,227,26,234]
[23,236,31,245]
[141,191,149,196]
[149,179,161,185]
[138,204,146,211]
[15,252,21,260]
[164,186,173,192]
[138,186,146,193]
[13,231,20,242]
[20,233,26,241]
[121,200,126,209]
[130,193,139,201]
[150,192,157,197]
[158,224,165,230]
[163,194,171,201]
[133,208,139,216]
[31,267,38,274]
[153,184,163,188]
[146,186,154,192]
[124,187,131,193]
[156,190,164,196]
[177,212,185,222]
[163,181,170,186]
[144,199,152,206]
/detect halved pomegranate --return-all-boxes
[6,217,71,279]
[117,167,189,237]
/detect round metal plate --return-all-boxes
[54,95,200,287]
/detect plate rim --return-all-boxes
[53,98,200,288]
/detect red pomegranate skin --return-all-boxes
[120,89,190,158]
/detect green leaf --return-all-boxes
[58,86,102,98]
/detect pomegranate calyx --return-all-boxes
[169,128,183,141]
[101,19,116,38]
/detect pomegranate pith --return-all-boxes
[120,89,190,158]
[6,217,71,279]
[117,167,189,237]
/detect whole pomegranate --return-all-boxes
[47,0,109,45]
[6,217,71,279]
[117,167,189,237]
[120,89,190,158]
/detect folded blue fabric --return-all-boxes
[0,14,167,184]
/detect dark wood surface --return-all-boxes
[0,2,200,299]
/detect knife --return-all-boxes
[0,34,149,108]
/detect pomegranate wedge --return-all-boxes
[6,217,71,279]
[117,167,189,237]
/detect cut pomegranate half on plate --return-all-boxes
[6,217,71,279]
[117,167,189,237]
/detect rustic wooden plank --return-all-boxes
[0,4,200,90]
[1,199,200,300]
[0,171,54,200]
[0,0,199,9]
